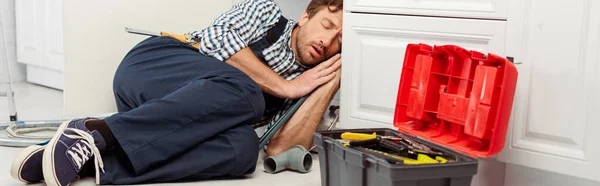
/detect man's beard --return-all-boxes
[295,28,324,66]
[295,30,309,65]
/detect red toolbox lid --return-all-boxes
[393,44,518,158]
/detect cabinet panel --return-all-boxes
[16,0,63,89]
[498,0,600,181]
[345,0,507,20]
[339,13,506,129]
[15,0,41,66]
[44,0,64,71]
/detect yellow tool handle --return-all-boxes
[362,148,413,161]
[160,32,200,49]
[124,28,201,49]
[341,132,378,140]
[435,156,448,163]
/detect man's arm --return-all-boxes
[224,47,289,98]
[188,0,340,99]
[189,0,281,61]
[187,0,293,98]
[227,48,341,99]
[265,67,341,156]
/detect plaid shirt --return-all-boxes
[186,0,309,129]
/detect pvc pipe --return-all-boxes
[264,145,313,174]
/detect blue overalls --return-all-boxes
[98,17,290,185]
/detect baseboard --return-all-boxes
[505,164,600,186]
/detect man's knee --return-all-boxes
[244,82,265,122]
[219,70,265,122]
[225,125,260,176]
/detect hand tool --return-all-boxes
[347,137,448,161]
[124,27,161,37]
[341,132,403,141]
[354,147,418,165]
[348,136,408,153]
[356,147,446,165]
[124,27,200,49]
[366,148,448,165]
[348,136,381,147]
[336,139,350,146]
[394,132,436,153]
[340,134,450,165]
[435,156,448,163]
[341,132,445,156]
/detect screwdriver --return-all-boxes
[341,132,403,141]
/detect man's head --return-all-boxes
[292,0,343,66]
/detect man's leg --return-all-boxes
[99,123,259,185]
[41,36,265,185]
[266,68,341,156]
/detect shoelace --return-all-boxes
[63,128,105,184]
[67,142,92,169]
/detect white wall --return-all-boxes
[273,0,310,20]
[64,0,319,117]
[63,0,234,117]
[0,0,26,83]
[230,0,310,20]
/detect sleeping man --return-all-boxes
[10,0,343,185]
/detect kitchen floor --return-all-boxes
[0,83,324,186]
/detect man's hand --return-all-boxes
[266,58,342,156]
[225,48,293,98]
[324,63,342,89]
[286,54,342,99]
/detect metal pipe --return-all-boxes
[0,120,65,129]
[0,11,18,121]
[0,120,66,147]
[0,138,48,147]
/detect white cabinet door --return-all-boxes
[16,0,64,90]
[15,0,40,67]
[497,0,600,182]
[344,0,508,20]
[339,13,506,129]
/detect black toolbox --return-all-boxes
[313,44,518,186]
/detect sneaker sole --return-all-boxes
[10,145,45,183]
[42,119,73,186]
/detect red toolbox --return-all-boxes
[313,43,518,186]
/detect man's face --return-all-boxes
[295,6,343,66]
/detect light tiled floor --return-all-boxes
[0,83,328,186]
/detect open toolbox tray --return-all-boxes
[313,43,518,186]
[313,128,478,186]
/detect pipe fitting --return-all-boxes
[264,145,313,174]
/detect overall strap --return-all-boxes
[248,16,289,62]
[247,16,290,129]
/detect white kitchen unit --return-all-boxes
[345,0,508,20]
[339,13,506,130]
[15,0,64,90]
[339,0,600,185]
[497,0,600,185]
[0,0,26,83]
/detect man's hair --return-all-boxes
[305,0,343,18]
